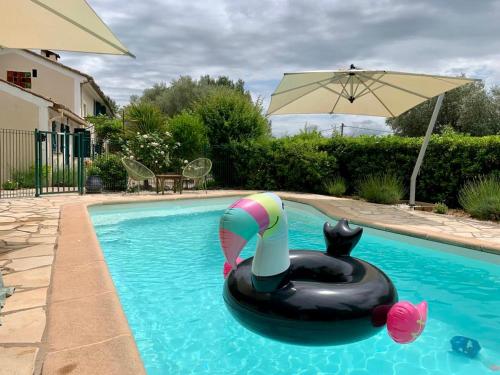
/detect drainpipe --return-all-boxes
[409,93,445,207]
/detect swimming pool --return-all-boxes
[89,197,500,375]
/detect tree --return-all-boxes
[124,102,167,136]
[134,75,250,118]
[167,112,208,165]
[87,115,122,141]
[387,81,500,136]
[87,115,123,152]
[195,88,270,146]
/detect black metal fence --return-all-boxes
[34,129,85,196]
[1,128,244,198]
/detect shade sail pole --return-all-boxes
[409,93,445,206]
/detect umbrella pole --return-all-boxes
[409,93,445,206]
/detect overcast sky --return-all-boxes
[61,0,500,136]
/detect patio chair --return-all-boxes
[121,158,155,193]
[182,158,212,194]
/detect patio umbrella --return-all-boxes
[267,65,478,205]
[0,0,133,57]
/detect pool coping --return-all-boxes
[284,196,500,255]
[42,192,499,373]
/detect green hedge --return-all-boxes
[211,134,337,193]
[325,135,500,206]
[212,134,500,206]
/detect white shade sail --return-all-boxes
[0,0,133,57]
[268,68,476,117]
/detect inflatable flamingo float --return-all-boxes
[220,192,428,346]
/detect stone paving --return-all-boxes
[0,191,498,374]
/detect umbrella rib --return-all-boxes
[317,79,351,100]
[352,77,362,97]
[352,73,386,99]
[268,75,345,114]
[267,84,330,114]
[329,93,342,114]
[356,82,385,99]
[271,76,339,96]
[358,78,395,117]
[357,73,431,100]
[338,78,351,99]
[29,0,135,57]
[430,75,468,86]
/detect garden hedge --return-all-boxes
[211,134,500,207]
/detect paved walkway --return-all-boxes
[0,191,498,374]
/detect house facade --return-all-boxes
[0,48,113,132]
[0,49,113,185]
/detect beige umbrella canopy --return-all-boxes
[268,66,475,117]
[0,0,133,57]
[267,65,478,205]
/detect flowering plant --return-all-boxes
[123,132,176,173]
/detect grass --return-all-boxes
[1,180,17,190]
[323,176,347,197]
[458,175,500,221]
[433,202,449,214]
[357,173,404,204]
[10,165,51,188]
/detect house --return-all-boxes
[0,48,113,185]
[0,48,113,133]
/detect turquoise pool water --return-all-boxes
[89,197,500,375]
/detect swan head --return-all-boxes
[219,192,286,269]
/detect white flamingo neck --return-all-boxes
[251,232,290,277]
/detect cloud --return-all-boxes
[60,0,500,135]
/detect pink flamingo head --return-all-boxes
[387,301,428,344]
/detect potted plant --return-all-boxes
[85,164,103,193]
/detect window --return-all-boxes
[83,103,87,117]
[94,100,107,115]
[7,71,32,89]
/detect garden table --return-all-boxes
[156,174,183,194]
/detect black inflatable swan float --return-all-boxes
[220,193,427,346]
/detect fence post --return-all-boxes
[34,129,40,197]
[78,133,84,195]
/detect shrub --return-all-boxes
[324,176,347,196]
[123,132,173,173]
[325,134,500,206]
[52,167,77,187]
[458,175,500,221]
[93,154,127,191]
[2,180,17,190]
[167,112,208,169]
[86,165,101,177]
[196,88,270,146]
[357,173,404,204]
[213,134,337,192]
[87,115,123,152]
[209,133,500,206]
[11,165,50,188]
[433,202,449,214]
[125,102,167,136]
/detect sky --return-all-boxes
[61,0,500,137]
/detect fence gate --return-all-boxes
[34,129,87,196]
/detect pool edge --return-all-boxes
[281,195,500,256]
[41,202,146,375]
